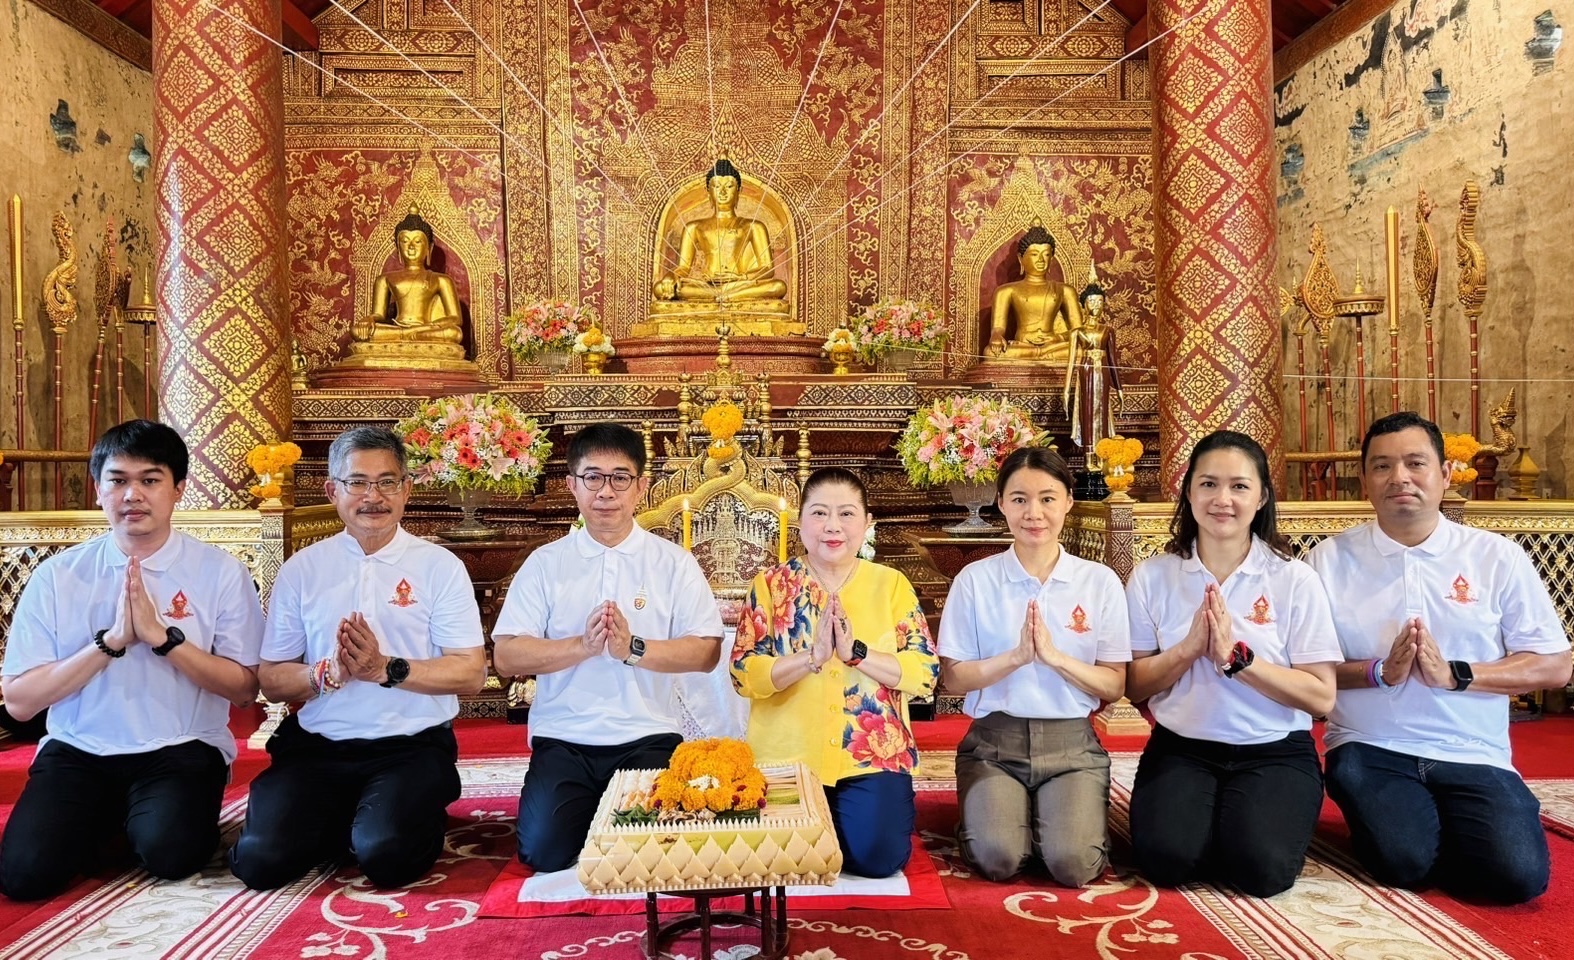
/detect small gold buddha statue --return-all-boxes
[638,153,801,338]
[1064,274,1122,459]
[986,221,1082,362]
[349,207,465,352]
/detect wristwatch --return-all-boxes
[845,639,868,668]
[1448,659,1474,692]
[623,635,647,667]
[153,625,186,657]
[379,656,411,688]
[1222,641,1255,678]
[94,629,126,659]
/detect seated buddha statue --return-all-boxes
[985,221,1082,362]
[347,207,465,360]
[640,154,800,338]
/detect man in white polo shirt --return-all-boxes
[1309,412,1571,904]
[494,422,724,872]
[228,426,486,890]
[0,420,264,901]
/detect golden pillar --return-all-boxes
[153,0,291,507]
[1151,0,1283,494]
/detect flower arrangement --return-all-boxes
[896,394,1043,487]
[616,738,768,823]
[858,522,877,561]
[851,298,945,364]
[246,442,302,501]
[702,398,745,461]
[574,325,615,357]
[502,298,593,362]
[822,325,858,375]
[395,393,551,496]
[1095,436,1144,494]
[1443,432,1482,488]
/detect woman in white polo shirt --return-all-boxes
[1125,430,1340,897]
[939,447,1131,886]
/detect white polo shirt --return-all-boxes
[1308,518,1567,769]
[939,546,1131,720]
[494,524,724,747]
[262,527,483,741]
[1126,538,1342,745]
[3,531,264,763]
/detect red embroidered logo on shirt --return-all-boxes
[1065,605,1091,633]
[389,579,418,607]
[163,590,193,620]
[1447,574,1477,605]
[1246,594,1274,625]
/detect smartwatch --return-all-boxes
[380,656,411,688]
[1222,641,1255,678]
[94,629,126,659]
[623,635,647,667]
[1448,659,1474,692]
[845,639,868,668]
[153,625,186,657]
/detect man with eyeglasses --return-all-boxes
[494,422,724,872]
[229,426,486,890]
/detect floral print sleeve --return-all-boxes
[888,575,939,697]
[730,560,815,699]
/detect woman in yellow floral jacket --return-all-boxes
[731,467,939,878]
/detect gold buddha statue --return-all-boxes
[333,207,479,378]
[638,154,801,338]
[985,221,1082,362]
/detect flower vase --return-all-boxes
[583,351,607,375]
[943,481,1001,535]
[443,488,496,541]
[539,350,572,374]
[879,347,920,374]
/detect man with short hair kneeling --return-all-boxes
[1309,412,1572,904]
[229,426,486,890]
[1,420,264,900]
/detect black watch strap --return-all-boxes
[153,626,186,657]
[380,656,411,688]
[1448,659,1474,692]
[94,629,126,659]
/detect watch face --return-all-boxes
[630,636,646,655]
[166,626,186,644]
[389,657,411,682]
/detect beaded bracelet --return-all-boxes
[1370,657,1391,689]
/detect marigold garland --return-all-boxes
[646,738,767,816]
[1442,432,1482,487]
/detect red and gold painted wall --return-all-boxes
[283,0,1155,382]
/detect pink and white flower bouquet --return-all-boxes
[395,393,551,496]
[503,298,593,363]
[896,394,1043,486]
[851,298,945,364]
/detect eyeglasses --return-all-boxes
[334,476,407,496]
[573,471,637,492]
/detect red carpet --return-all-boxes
[0,713,1568,958]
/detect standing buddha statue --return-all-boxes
[1063,273,1122,460]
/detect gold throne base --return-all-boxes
[633,301,804,338]
[313,341,486,393]
[618,334,824,375]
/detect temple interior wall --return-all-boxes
[0,1,154,507]
[1274,0,1574,495]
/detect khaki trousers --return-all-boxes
[955,712,1111,886]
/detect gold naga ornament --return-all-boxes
[1455,180,1487,437]
[1412,189,1441,420]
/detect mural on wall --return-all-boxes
[1273,0,1572,491]
[281,0,1155,378]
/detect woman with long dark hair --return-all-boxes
[939,447,1130,886]
[1124,431,1340,896]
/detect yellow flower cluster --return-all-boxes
[650,738,767,815]
[245,442,303,501]
[1094,436,1144,468]
[1442,433,1482,486]
[702,399,744,442]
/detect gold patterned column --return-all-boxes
[153,0,291,507]
[1151,0,1283,494]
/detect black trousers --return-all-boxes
[517,733,682,872]
[228,713,461,890]
[0,738,227,901]
[1128,725,1324,897]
